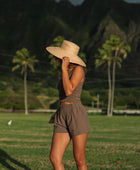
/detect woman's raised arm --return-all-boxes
[62,57,84,96]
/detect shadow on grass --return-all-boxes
[0,149,31,170]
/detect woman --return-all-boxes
[46,40,91,170]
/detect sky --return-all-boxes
[55,0,140,5]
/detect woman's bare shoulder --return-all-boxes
[71,65,85,82]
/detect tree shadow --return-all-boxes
[0,149,31,170]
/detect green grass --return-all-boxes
[0,114,140,169]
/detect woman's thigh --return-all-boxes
[50,132,71,161]
[72,133,88,161]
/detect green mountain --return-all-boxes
[0,0,140,110]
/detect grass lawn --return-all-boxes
[0,113,140,169]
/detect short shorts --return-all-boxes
[54,102,91,136]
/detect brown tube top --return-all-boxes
[58,78,83,103]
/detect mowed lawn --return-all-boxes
[0,113,140,170]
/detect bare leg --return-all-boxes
[50,133,71,170]
[72,133,88,170]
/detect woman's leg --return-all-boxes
[72,133,88,170]
[50,133,71,170]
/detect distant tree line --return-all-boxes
[10,35,131,116]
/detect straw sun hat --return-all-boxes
[46,40,86,67]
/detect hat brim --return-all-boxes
[46,47,86,67]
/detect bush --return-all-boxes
[0,91,42,110]
[28,95,43,109]
[114,94,140,109]
[0,82,7,90]
[0,91,24,109]
[81,90,94,106]
[32,87,41,95]
[113,88,140,109]
[45,87,58,97]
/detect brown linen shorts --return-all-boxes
[54,102,91,136]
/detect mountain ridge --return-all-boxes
[0,0,140,88]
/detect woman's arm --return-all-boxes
[62,57,84,96]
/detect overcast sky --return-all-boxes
[55,0,140,5]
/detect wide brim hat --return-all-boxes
[46,40,86,67]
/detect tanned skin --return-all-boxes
[50,57,88,170]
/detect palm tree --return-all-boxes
[95,35,131,116]
[95,42,113,116]
[12,48,38,115]
[108,35,131,116]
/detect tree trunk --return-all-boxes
[107,61,112,116]
[97,94,100,109]
[110,60,116,116]
[110,49,118,116]
[24,64,28,115]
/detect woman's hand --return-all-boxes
[62,57,70,71]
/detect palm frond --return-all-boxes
[116,57,123,63]
[12,64,20,72]
[12,48,38,75]
[125,45,131,53]
[117,61,122,68]
[52,36,64,46]
[12,57,23,64]
[21,65,26,74]
[95,59,106,68]
[95,34,131,73]
[28,64,35,72]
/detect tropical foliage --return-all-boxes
[12,48,38,114]
[95,35,131,116]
